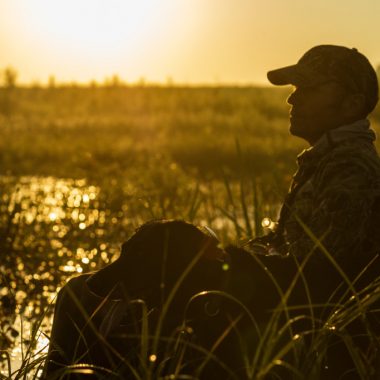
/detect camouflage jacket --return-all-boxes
[277,119,380,266]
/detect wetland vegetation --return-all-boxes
[1,83,380,378]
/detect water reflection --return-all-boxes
[0,176,126,376]
[0,174,280,376]
[1,176,111,272]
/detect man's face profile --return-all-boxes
[286,81,349,144]
[267,45,378,145]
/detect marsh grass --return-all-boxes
[0,302,50,379]
[4,274,380,379]
[1,174,379,378]
[0,86,299,182]
[2,231,379,379]
[1,85,379,378]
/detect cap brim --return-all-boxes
[267,65,300,85]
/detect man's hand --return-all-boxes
[244,231,289,256]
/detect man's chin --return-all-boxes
[289,122,309,141]
[289,122,301,137]
[289,122,318,144]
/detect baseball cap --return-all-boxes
[267,45,379,113]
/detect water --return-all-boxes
[0,175,130,377]
[0,174,280,377]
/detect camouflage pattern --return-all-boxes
[275,119,380,264]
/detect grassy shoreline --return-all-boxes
[1,86,379,378]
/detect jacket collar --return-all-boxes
[297,119,376,167]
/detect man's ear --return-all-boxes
[343,93,366,118]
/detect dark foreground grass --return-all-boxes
[2,251,379,380]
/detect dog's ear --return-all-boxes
[225,245,257,273]
[224,245,291,314]
[223,245,257,303]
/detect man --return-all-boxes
[249,45,380,280]
[241,45,380,379]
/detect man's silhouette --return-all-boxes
[249,45,380,278]
[241,45,380,379]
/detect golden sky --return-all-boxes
[1,0,379,85]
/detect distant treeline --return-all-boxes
[1,64,380,89]
[0,66,272,89]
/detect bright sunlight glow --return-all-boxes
[23,0,168,54]
[1,0,379,84]
[5,0,203,83]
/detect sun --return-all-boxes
[6,0,203,82]
[22,0,166,55]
